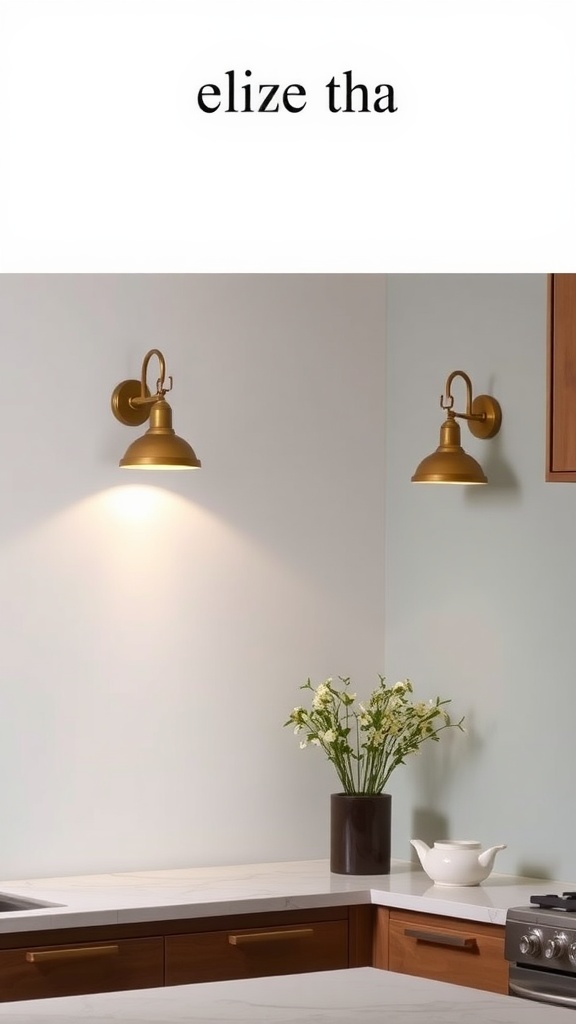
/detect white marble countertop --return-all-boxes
[0,967,572,1023]
[0,859,569,934]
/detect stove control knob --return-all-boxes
[568,942,576,966]
[519,930,543,956]
[545,933,568,959]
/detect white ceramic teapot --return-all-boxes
[410,839,506,886]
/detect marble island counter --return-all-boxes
[0,859,569,934]
[0,967,571,1023]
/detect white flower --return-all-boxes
[312,683,332,709]
[285,675,463,794]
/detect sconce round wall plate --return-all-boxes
[111,379,152,426]
[468,395,502,439]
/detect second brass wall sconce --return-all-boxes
[411,370,501,485]
[111,349,201,470]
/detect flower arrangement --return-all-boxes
[285,675,464,795]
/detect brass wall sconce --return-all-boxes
[411,370,501,485]
[111,349,201,470]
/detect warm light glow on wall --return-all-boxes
[100,485,173,523]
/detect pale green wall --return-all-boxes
[384,274,576,881]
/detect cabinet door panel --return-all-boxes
[166,920,348,985]
[389,911,508,994]
[0,937,164,1002]
[548,273,576,479]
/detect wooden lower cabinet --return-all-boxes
[165,906,372,986]
[0,937,163,1002]
[0,905,372,1003]
[380,909,508,995]
[165,920,348,985]
[0,903,509,1002]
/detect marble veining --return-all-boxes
[0,968,572,1023]
[0,858,570,933]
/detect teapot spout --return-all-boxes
[478,844,507,869]
[410,839,431,869]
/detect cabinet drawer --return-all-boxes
[0,937,164,1003]
[166,919,348,985]
[389,911,508,994]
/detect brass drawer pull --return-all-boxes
[404,928,477,950]
[26,945,120,963]
[228,928,314,946]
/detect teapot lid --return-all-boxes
[434,840,481,849]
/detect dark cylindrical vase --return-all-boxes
[330,793,391,875]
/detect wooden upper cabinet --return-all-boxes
[547,274,576,480]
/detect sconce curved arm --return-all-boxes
[439,369,501,441]
[130,348,173,409]
[441,370,476,421]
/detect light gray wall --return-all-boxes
[384,274,576,882]
[0,274,386,880]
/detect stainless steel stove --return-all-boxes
[506,893,576,1009]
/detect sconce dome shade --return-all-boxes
[119,398,201,470]
[119,432,201,469]
[411,448,487,484]
[411,415,487,485]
